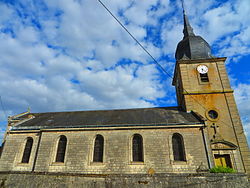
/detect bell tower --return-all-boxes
[172,11,250,174]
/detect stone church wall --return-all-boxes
[0,127,209,174]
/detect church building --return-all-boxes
[0,10,249,187]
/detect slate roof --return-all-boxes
[11,107,203,131]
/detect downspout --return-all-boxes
[201,125,212,169]
[191,111,212,169]
[32,131,42,172]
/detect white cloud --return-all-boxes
[239,26,250,42]
[76,63,164,108]
[161,17,182,56]
[16,26,39,43]
[0,3,13,24]
[234,83,250,144]
[203,4,240,41]
[123,0,159,26]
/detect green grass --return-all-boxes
[210,166,236,173]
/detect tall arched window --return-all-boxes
[21,137,33,163]
[55,135,67,162]
[0,141,5,158]
[93,135,104,162]
[172,133,186,161]
[132,134,143,162]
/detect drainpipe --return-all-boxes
[191,111,212,169]
[32,131,42,172]
[201,125,212,169]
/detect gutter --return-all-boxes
[191,110,212,168]
[11,121,204,131]
[201,125,212,169]
[9,123,204,133]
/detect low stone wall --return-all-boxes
[0,172,249,188]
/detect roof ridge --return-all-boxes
[30,106,180,114]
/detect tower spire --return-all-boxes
[181,0,195,38]
[181,0,185,14]
[175,0,212,60]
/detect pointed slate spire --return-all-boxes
[181,0,195,38]
[183,13,195,38]
[175,0,213,60]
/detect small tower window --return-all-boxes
[200,73,209,82]
[172,133,186,161]
[55,135,67,162]
[132,134,143,162]
[93,135,104,162]
[208,110,218,119]
[21,137,33,163]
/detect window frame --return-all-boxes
[132,134,144,162]
[0,141,5,159]
[172,133,186,162]
[55,135,67,163]
[93,134,104,163]
[21,137,33,164]
[199,73,209,83]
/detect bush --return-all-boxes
[210,166,236,173]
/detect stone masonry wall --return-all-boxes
[0,172,249,188]
[0,127,209,174]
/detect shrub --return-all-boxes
[210,166,236,173]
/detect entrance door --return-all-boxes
[214,154,232,168]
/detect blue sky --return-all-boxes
[0,0,250,144]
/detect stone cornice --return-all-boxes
[177,57,227,64]
[182,89,234,95]
[9,123,204,133]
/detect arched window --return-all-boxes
[93,135,104,162]
[132,134,143,162]
[0,141,5,158]
[55,135,67,162]
[172,133,186,161]
[21,137,33,163]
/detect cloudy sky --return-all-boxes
[0,0,249,144]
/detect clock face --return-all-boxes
[197,65,208,74]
